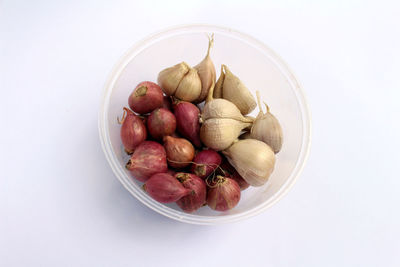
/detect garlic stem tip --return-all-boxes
[263,101,270,113]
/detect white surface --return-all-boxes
[1,0,399,266]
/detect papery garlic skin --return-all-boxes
[202,98,254,123]
[250,91,283,153]
[174,67,202,102]
[251,111,283,153]
[200,118,251,151]
[216,65,257,115]
[158,62,190,96]
[223,139,275,187]
[194,34,216,103]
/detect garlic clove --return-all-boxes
[250,91,283,153]
[202,98,254,122]
[251,111,283,153]
[203,81,253,122]
[213,65,224,98]
[194,34,216,103]
[223,139,275,187]
[158,62,190,96]
[200,118,251,151]
[174,67,202,102]
[221,65,257,115]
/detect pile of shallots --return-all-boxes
[119,35,283,213]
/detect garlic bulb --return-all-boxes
[202,98,254,122]
[250,91,283,153]
[174,67,202,102]
[194,34,216,103]
[202,83,253,123]
[158,62,189,96]
[157,62,201,102]
[200,118,251,151]
[214,65,257,115]
[223,139,275,186]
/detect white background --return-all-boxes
[1,1,399,266]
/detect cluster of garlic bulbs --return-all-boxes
[157,34,283,187]
[158,35,216,103]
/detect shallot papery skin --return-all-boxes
[147,108,176,140]
[128,81,164,114]
[120,107,147,154]
[126,141,167,182]
[175,173,206,213]
[163,136,195,169]
[174,101,202,147]
[144,173,191,203]
[207,176,241,211]
[166,169,176,177]
[162,96,173,110]
[190,149,221,179]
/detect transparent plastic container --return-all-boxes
[98,24,311,225]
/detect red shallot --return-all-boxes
[125,141,167,182]
[173,100,202,147]
[175,173,206,212]
[119,107,147,154]
[147,108,176,140]
[163,136,195,169]
[144,173,191,203]
[206,176,240,211]
[128,81,163,114]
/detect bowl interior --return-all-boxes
[99,25,310,224]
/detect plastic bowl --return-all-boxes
[98,24,311,225]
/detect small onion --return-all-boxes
[206,176,240,211]
[128,81,163,114]
[126,141,167,182]
[174,100,202,147]
[175,173,206,213]
[119,107,147,154]
[163,136,195,169]
[147,108,176,140]
[144,173,191,203]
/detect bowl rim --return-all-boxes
[98,23,312,225]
